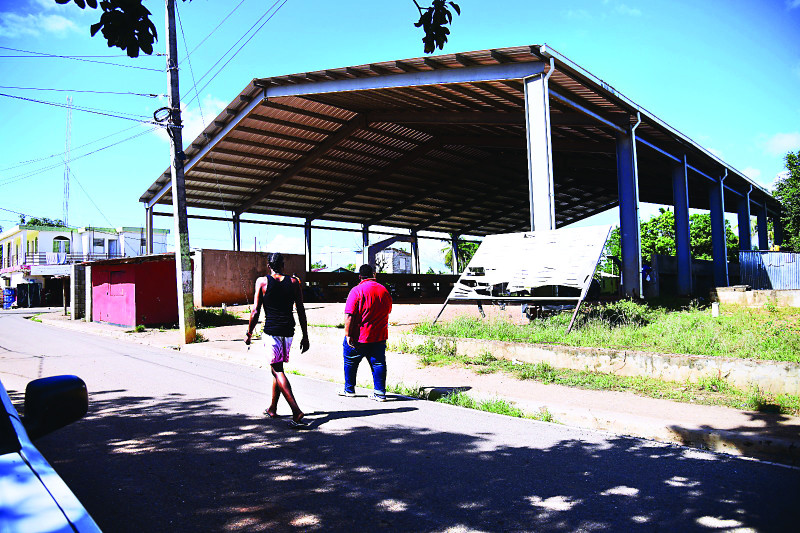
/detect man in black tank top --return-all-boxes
[245,253,310,428]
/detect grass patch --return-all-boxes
[436,391,557,423]
[387,382,425,398]
[194,332,208,343]
[125,324,146,333]
[195,308,244,329]
[28,314,42,323]
[310,323,345,329]
[395,341,800,417]
[415,301,800,363]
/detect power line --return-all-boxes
[184,0,288,106]
[0,93,159,124]
[1,124,146,171]
[179,0,249,66]
[0,85,163,98]
[0,46,163,72]
[69,168,115,228]
[0,126,158,187]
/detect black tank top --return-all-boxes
[262,275,296,337]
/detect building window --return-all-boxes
[93,238,105,249]
[53,237,70,254]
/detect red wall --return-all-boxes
[91,258,180,327]
[135,260,179,326]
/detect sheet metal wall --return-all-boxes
[739,251,800,290]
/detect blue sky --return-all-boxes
[0,0,798,270]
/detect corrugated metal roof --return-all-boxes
[141,44,779,237]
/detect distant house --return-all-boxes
[0,224,169,303]
[375,247,412,274]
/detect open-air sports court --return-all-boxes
[139,44,782,301]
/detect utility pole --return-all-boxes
[165,0,196,344]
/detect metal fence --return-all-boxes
[1,253,124,269]
[739,251,800,290]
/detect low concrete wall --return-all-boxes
[194,249,306,307]
[398,334,800,396]
[712,288,800,308]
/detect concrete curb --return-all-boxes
[36,316,800,466]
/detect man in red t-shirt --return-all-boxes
[340,264,393,400]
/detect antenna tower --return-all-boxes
[63,96,72,227]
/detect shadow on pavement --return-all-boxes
[26,389,800,532]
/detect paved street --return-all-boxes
[2,309,799,532]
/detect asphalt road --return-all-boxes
[2,309,799,532]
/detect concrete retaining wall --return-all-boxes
[398,333,800,396]
[712,288,800,308]
[193,249,305,307]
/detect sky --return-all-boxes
[0,0,798,271]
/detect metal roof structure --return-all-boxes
[140,44,779,237]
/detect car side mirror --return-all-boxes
[23,375,88,440]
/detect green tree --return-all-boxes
[19,215,66,227]
[601,208,739,270]
[310,260,326,270]
[442,236,478,273]
[345,263,357,272]
[773,150,800,251]
[58,0,461,57]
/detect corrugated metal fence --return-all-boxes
[739,251,800,290]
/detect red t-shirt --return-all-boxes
[344,279,393,343]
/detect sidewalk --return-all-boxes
[37,305,800,466]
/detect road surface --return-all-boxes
[2,309,798,532]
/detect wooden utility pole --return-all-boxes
[165,0,196,343]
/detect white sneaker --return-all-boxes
[338,390,356,397]
[371,393,387,402]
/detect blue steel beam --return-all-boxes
[672,156,692,296]
[616,116,642,298]
[737,187,752,251]
[756,204,769,250]
[709,172,729,287]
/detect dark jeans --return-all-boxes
[342,337,387,396]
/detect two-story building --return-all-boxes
[0,224,169,306]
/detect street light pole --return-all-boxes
[165,0,196,344]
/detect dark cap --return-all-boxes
[358,264,374,278]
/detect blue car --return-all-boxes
[0,375,100,532]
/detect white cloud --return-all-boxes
[154,95,229,145]
[0,12,78,38]
[786,0,800,10]
[616,4,642,16]
[742,167,762,180]
[266,235,305,255]
[563,9,591,19]
[706,147,724,160]
[765,132,800,155]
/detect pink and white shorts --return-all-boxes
[263,335,293,364]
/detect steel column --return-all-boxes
[774,213,784,247]
[304,219,312,272]
[672,156,692,296]
[756,204,769,250]
[232,214,241,251]
[145,205,154,254]
[708,173,729,287]
[451,234,459,274]
[361,224,369,267]
[411,230,421,274]
[616,122,642,298]
[523,63,556,231]
[737,188,752,251]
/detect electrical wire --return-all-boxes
[184,0,288,106]
[0,85,162,98]
[69,167,115,228]
[1,124,147,171]
[0,126,158,187]
[179,0,249,66]
[0,46,163,72]
[0,93,160,124]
